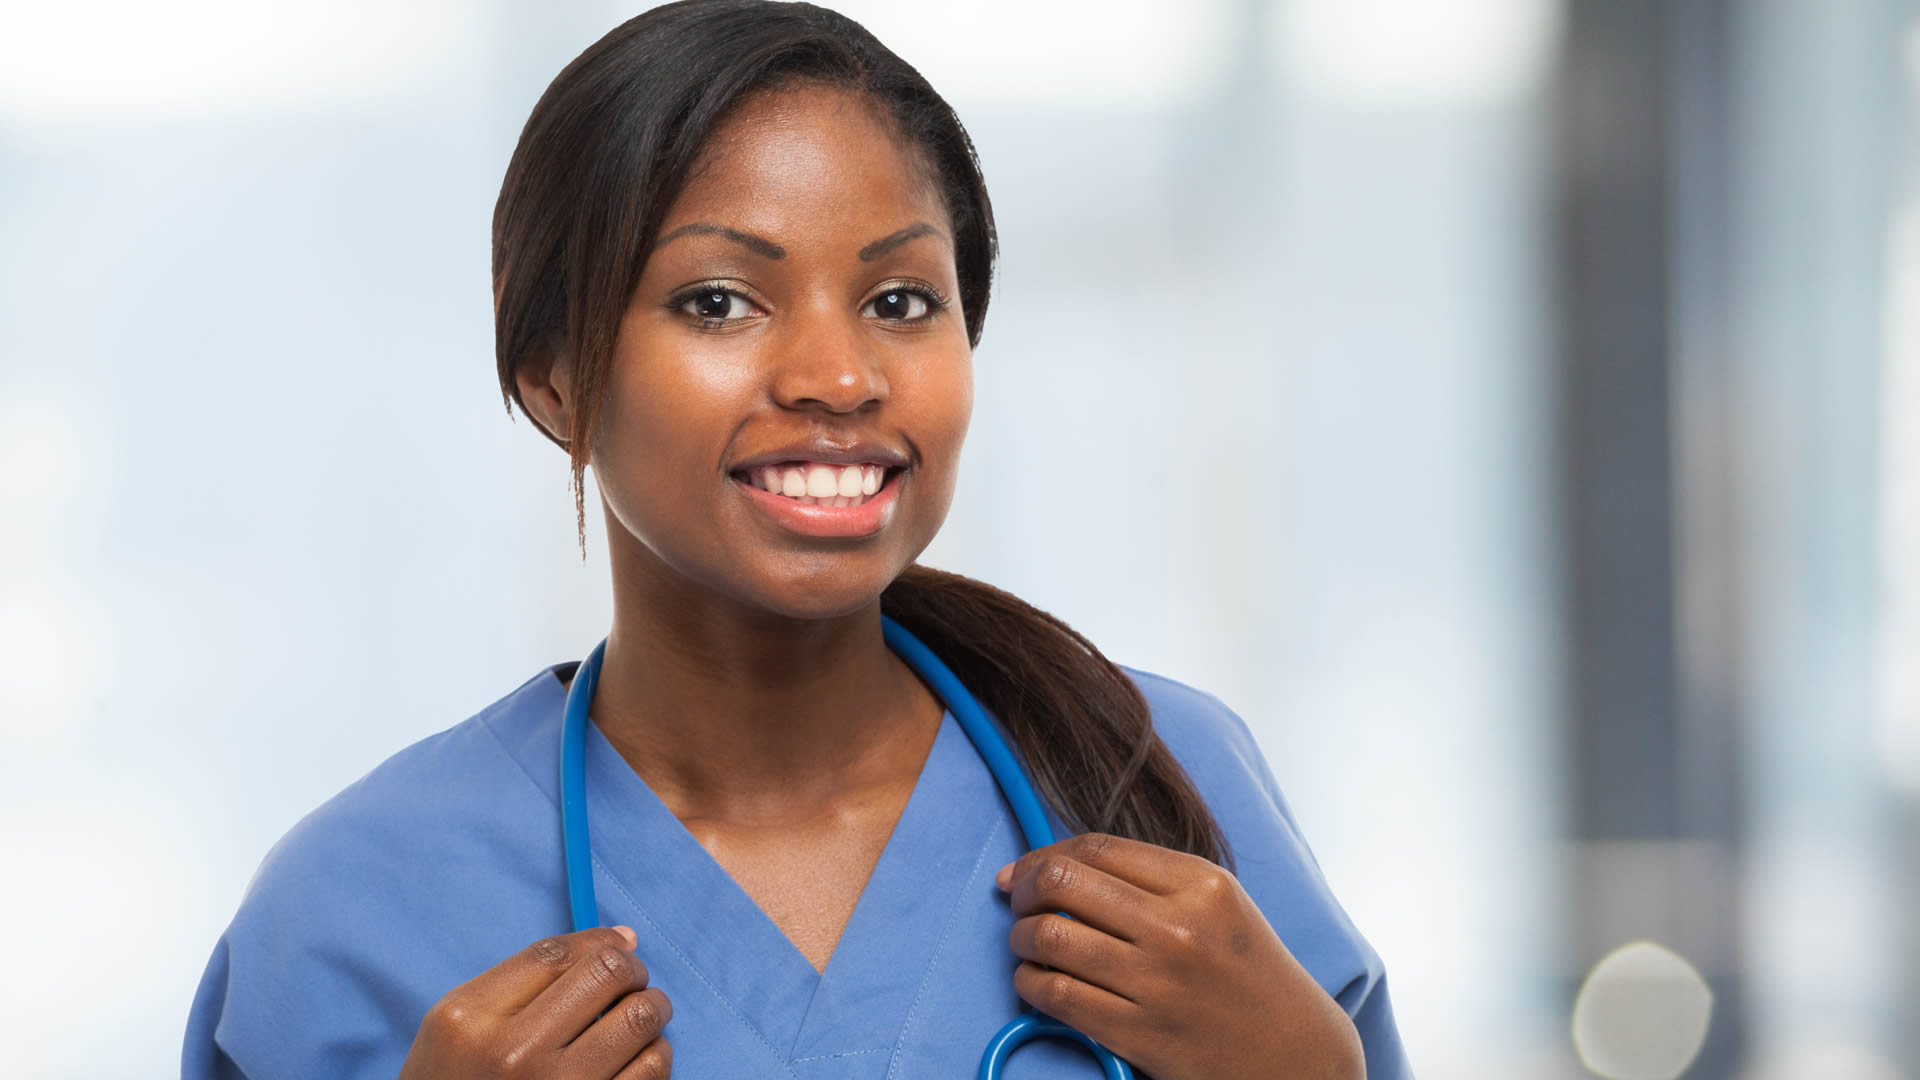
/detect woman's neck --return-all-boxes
[587,559,943,827]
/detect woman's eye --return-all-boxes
[679,289,755,322]
[866,289,931,321]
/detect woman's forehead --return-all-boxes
[671,84,942,222]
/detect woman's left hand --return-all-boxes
[995,832,1365,1080]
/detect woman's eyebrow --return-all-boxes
[654,223,786,259]
[859,222,947,261]
[651,221,949,261]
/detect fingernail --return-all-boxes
[614,925,637,949]
[995,862,1014,891]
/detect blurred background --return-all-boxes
[2,0,1915,1076]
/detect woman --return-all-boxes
[183,2,1411,1077]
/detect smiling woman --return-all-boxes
[181,2,1410,1078]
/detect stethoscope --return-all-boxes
[560,614,1136,1079]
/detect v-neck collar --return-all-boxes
[503,665,1010,1069]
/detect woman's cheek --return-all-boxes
[931,356,974,458]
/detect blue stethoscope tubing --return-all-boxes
[559,615,1135,1080]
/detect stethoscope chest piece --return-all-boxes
[982,1010,1136,1079]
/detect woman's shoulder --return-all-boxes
[186,666,575,1078]
[254,665,565,879]
[1115,664,1308,844]
[1117,667,1276,787]
[221,665,571,958]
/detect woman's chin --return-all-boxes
[746,579,892,623]
[713,552,912,622]
[710,538,924,623]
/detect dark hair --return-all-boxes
[492,0,1233,871]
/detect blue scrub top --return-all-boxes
[183,660,1413,1079]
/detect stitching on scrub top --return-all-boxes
[476,709,563,812]
[594,851,803,1078]
[791,1046,890,1064]
[884,816,1006,1080]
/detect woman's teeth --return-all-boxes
[747,463,887,507]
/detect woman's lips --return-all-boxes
[732,467,903,539]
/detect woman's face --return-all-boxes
[593,83,973,622]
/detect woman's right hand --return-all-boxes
[399,926,673,1078]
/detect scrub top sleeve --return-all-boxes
[178,797,439,1080]
[182,938,246,1080]
[1124,668,1416,1080]
[180,674,577,1080]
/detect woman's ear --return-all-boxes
[515,337,576,446]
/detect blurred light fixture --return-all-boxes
[1571,941,1713,1080]
[820,0,1235,110]
[0,394,104,743]
[0,800,216,1077]
[1878,31,1920,794]
[0,0,481,129]
[1275,0,1561,109]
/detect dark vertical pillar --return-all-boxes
[1556,1,1680,839]
[1553,0,1746,1074]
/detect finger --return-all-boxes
[465,927,640,1015]
[1009,912,1144,1002]
[1003,850,1156,942]
[512,933,653,1052]
[562,988,672,1079]
[1012,959,1145,1046]
[611,1035,673,1080]
[998,832,1203,897]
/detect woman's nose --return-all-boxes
[768,304,889,414]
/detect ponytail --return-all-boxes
[884,564,1234,871]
